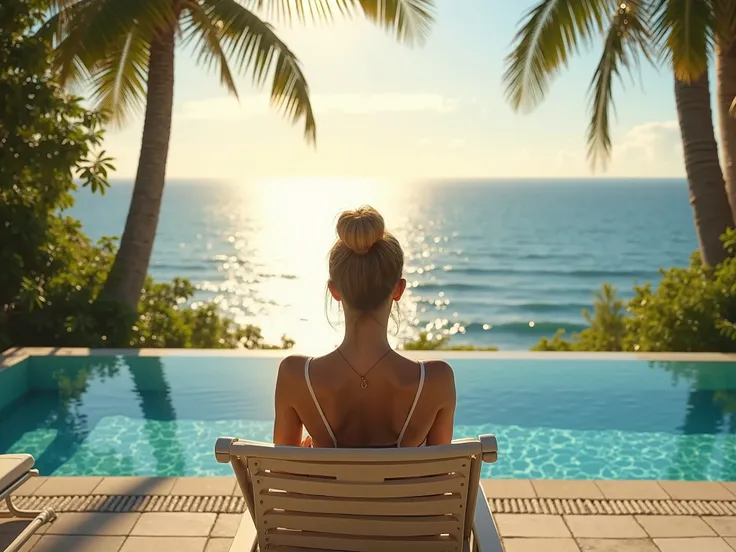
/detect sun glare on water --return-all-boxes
[204,178,422,351]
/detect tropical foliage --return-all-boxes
[43,0,437,313]
[0,0,291,351]
[504,0,736,265]
[504,0,735,167]
[533,230,736,352]
[402,332,498,351]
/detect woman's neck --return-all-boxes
[340,311,392,357]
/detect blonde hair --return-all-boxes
[329,206,404,312]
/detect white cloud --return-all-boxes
[604,120,685,175]
[614,120,680,161]
[179,93,460,120]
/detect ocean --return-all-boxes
[72,179,697,351]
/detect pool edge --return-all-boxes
[4,347,736,362]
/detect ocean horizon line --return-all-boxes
[101,176,688,187]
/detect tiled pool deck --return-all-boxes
[4,477,736,551]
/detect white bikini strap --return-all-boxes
[397,362,425,446]
[305,358,337,447]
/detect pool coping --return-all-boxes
[4,477,736,517]
[4,346,736,370]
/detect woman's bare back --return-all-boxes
[274,352,456,448]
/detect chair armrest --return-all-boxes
[215,437,239,464]
[479,434,498,463]
[472,484,504,552]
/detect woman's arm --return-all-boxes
[273,358,304,446]
[425,362,457,446]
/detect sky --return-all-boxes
[103,0,692,182]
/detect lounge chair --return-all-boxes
[215,434,502,552]
[0,454,56,552]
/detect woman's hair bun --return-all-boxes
[336,206,385,255]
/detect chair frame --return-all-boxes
[216,435,503,552]
[0,468,56,552]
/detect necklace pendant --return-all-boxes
[360,378,368,389]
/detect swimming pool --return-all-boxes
[1,353,736,480]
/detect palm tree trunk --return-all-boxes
[100,25,176,312]
[717,38,736,221]
[674,69,734,266]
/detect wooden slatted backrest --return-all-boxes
[217,438,486,552]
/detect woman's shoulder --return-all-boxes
[415,359,456,407]
[417,359,455,383]
[276,354,310,380]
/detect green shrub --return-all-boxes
[533,284,627,352]
[532,230,736,352]
[129,277,293,349]
[402,332,498,351]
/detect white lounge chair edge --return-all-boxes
[215,434,503,552]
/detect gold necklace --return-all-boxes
[337,348,392,389]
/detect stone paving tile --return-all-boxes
[495,514,571,538]
[705,517,736,537]
[503,538,581,552]
[205,538,234,552]
[131,513,217,537]
[14,477,48,496]
[210,514,241,538]
[45,513,140,536]
[721,483,736,498]
[578,539,660,552]
[636,516,715,538]
[119,537,208,552]
[653,537,733,552]
[481,479,536,499]
[170,478,235,496]
[594,481,669,500]
[657,481,735,501]
[32,477,104,496]
[0,533,40,551]
[564,515,647,539]
[532,480,604,499]
[93,477,176,496]
[30,535,125,552]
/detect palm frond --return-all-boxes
[37,0,85,46]
[182,0,239,98]
[87,29,150,127]
[354,0,434,45]
[650,0,713,82]
[246,0,434,45]
[504,0,613,113]
[49,0,175,87]
[201,0,317,144]
[250,0,351,23]
[587,1,651,169]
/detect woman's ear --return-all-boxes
[393,278,407,302]
[327,280,341,302]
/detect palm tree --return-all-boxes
[44,0,435,313]
[504,0,735,265]
[717,34,736,219]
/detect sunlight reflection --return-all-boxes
[211,178,422,351]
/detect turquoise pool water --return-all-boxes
[1,355,736,480]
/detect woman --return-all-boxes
[273,205,457,448]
